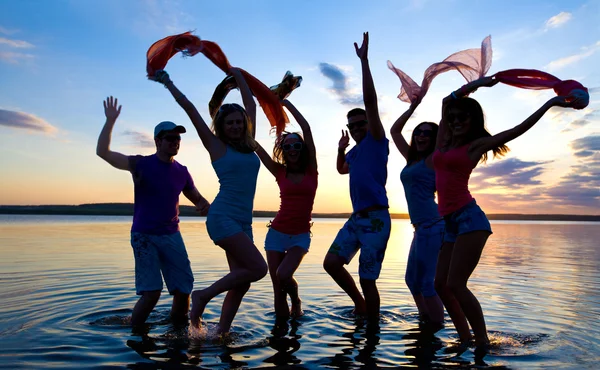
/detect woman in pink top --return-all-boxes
[433,76,576,357]
[255,99,318,322]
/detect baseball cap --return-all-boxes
[154,121,186,137]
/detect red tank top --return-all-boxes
[270,168,318,234]
[433,145,475,216]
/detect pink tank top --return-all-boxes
[270,168,318,235]
[432,145,475,216]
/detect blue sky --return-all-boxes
[0,0,598,214]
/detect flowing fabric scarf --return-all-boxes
[388,36,589,109]
[493,69,589,109]
[146,32,288,134]
[388,36,492,103]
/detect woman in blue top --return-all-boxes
[390,97,445,329]
[153,68,268,333]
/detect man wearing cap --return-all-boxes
[96,96,210,326]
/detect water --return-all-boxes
[1,215,599,369]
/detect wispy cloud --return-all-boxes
[545,40,600,71]
[0,26,18,35]
[132,0,194,34]
[122,130,155,148]
[544,12,573,30]
[0,109,57,134]
[0,37,33,48]
[318,62,363,106]
[570,134,600,158]
[561,109,599,132]
[0,51,34,64]
[471,158,550,189]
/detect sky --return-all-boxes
[0,0,598,215]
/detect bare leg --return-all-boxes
[267,251,289,319]
[190,232,268,328]
[435,242,472,342]
[447,231,490,346]
[132,290,161,327]
[359,278,380,321]
[170,291,190,324]
[323,252,366,315]
[277,246,307,317]
[423,295,445,324]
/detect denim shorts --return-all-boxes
[264,227,311,253]
[328,209,391,280]
[206,214,254,243]
[130,231,194,295]
[443,200,492,243]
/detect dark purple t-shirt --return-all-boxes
[129,154,195,235]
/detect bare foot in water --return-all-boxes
[352,301,367,317]
[290,299,304,318]
[190,290,209,328]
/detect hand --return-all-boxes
[354,32,369,61]
[103,96,121,121]
[150,70,172,85]
[339,130,350,150]
[477,76,499,88]
[410,94,423,107]
[195,197,210,216]
[550,96,571,108]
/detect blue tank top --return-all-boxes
[208,146,260,223]
[400,159,440,225]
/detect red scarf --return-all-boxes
[146,32,288,134]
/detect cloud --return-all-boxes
[544,12,572,29]
[570,134,600,158]
[0,26,17,35]
[545,40,600,71]
[122,130,155,148]
[0,51,34,64]
[132,0,194,34]
[0,37,33,48]
[471,157,550,189]
[561,109,599,132]
[318,62,363,106]
[0,109,57,134]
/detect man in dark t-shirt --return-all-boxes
[96,96,210,326]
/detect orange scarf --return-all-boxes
[146,32,288,134]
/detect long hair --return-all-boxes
[444,97,509,163]
[211,103,256,153]
[407,121,439,163]
[273,131,309,173]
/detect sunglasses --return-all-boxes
[413,128,433,137]
[282,142,303,151]
[346,120,368,130]
[446,112,470,123]
[161,135,181,142]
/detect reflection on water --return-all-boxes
[0,216,599,369]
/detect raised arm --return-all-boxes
[470,95,570,159]
[230,67,257,138]
[337,130,350,174]
[390,99,421,160]
[183,186,210,216]
[282,99,317,170]
[437,76,498,149]
[96,96,130,171]
[355,32,385,141]
[254,140,283,177]
[152,71,220,153]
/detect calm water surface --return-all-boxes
[1,215,599,369]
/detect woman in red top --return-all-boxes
[433,76,577,357]
[255,99,318,322]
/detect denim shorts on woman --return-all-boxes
[206,214,254,244]
[264,227,311,253]
[443,200,492,243]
